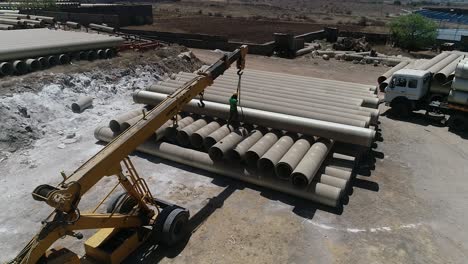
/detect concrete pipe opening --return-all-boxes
[58,54,70,65]
[245,151,260,167]
[48,56,58,67]
[97,49,106,59]
[87,50,98,61]
[37,57,48,69]
[276,163,294,180]
[0,62,13,75]
[257,159,275,175]
[25,59,40,71]
[13,60,27,74]
[79,51,88,60]
[208,147,224,161]
[291,174,309,189]
[71,96,93,113]
[105,48,115,58]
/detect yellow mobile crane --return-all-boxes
[11,45,248,264]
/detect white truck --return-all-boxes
[384,68,468,131]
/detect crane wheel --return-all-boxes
[106,193,138,214]
[152,206,190,246]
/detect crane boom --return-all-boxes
[12,45,248,264]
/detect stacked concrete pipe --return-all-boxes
[133,91,376,147]
[95,126,346,207]
[257,133,297,174]
[147,84,376,126]
[209,127,249,161]
[190,120,223,148]
[291,139,334,189]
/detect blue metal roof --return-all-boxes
[437,28,468,41]
[415,9,468,24]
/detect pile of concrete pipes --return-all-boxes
[378,51,467,91]
[95,114,356,207]
[96,69,381,207]
[0,28,123,77]
[0,11,55,30]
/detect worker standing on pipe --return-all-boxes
[228,93,239,128]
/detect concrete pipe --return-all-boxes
[190,120,222,148]
[76,51,88,61]
[209,128,249,161]
[378,61,410,84]
[109,108,145,132]
[105,48,115,58]
[30,15,55,23]
[155,117,179,141]
[435,55,464,82]
[227,128,266,160]
[66,21,81,29]
[165,116,195,142]
[20,19,44,26]
[316,174,348,190]
[121,115,143,131]
[97,49,106,59]
[177,118,209,146]
[0,13,29,19]
[0,23,13,30]
[428,53,460,75]
[204,124,234,150]
[291,139,334,189]
[221,69,376,92]
[245,131,280,167]
[87,50,98,61]
[37,57,48,68]
[58,54,70,64]
[133,92,376,147]
[48,56,58,67]
[175,77,380,109]
[0,18,22,25]
[94,127,343,207]
[258,134,296,175]
[415,52,450,70]
[89,23,116,33]
[0,61,13,75]
[153,81,365,108]
[13,60,27,74]
[148,85,373,126]
[25,58,40,71]
[71,96,93,113]
[451,77,468,92]
[179,70,376,93]
[177,73,376,98]
[275,137,313,180]
[323,166,352,181]
[448,90,468,105]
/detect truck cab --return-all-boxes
[384,69,432,117]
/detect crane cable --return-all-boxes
[236,69,245,122]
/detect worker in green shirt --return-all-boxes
[228,93,238,128]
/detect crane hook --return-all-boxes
[198,91,205,108]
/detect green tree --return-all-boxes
[390,14,437,51]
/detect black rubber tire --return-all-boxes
[106,193,138,214]
[391,101,410,118]
[152,206,189,246]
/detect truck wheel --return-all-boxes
[448,114,468,131]
[152,206,190,246]
[391,101,410,118]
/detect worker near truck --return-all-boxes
[228,92,239,128]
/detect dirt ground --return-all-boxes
[1,48,468,263]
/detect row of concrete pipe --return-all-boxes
[133,91,376,147]
[95,120,354,207]
[0,48,116,76]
